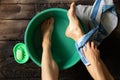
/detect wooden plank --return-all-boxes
[0,20,29,40]
[0,0,119,4]
[0,41,20,70]
[36,0,119,11]
[35,0,79,3]
[20,0,41,4]
[0,0,38,4]
[0,2,119,20]
[36,3,70,12]
[0,0,119,18]
[0,4,35,19]
[0,41,21,62]
[0,0,79,4]
[35,3,69,13]
[0,58,40,79]
[0,41,41,79]
[0,0,19,4]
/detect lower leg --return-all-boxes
[41,17,59,80]
[66,2,96,79]
[66,2,114,80]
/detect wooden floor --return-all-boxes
[0,0,120,80]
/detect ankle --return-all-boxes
[74,32,84,41]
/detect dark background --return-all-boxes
[0,0,120,80]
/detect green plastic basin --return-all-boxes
[25,8,80,70]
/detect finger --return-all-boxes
[95,47,99,53]
[91,41,95,48]
[82,46,87,56]
[86,41,91,48]
[94,45,98,49]
[50,17,54,24]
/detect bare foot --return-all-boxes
[41,17,54,49]
[65,2,84,41]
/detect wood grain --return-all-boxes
[0,4,35,19]
[0,20,29,40]
[0,41,21,61]
[0,0,119,4]
[0,0,38,4]
[0,41,41,79]
[0,0,80,4]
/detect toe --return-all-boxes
[67,2,76,19]
[48,17,54,31]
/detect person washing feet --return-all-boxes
[41,2,114,80]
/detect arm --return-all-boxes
[82,41,114,80]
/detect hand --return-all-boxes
[82,41,114,80]
[82,41,100,65]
